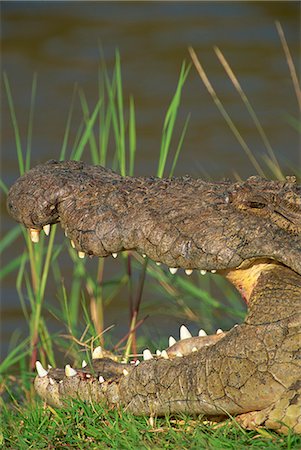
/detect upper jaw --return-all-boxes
[6,161,301,276]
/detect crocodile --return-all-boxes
[7,160,301,434]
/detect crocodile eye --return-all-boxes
[246,201,266,209]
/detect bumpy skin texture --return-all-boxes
[7,161,301,434]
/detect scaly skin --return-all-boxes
[7,160,301,434]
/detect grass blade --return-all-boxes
[25,72,37,171]
[115,50,126,176]
[276,21,301,112]
[71,99,102,161]
[157,62,190,178]
[78,89,99,164]
[129,95,136,176]
[189,47,265,177]
[169,113,190,177]
[59,84,78,160]
[0,225,22,253]
[214,46,283,179]
[3,73,24,175]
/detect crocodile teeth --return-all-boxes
[35,361,48,377]
[43,224,50,236]
[180,325,192,340]
[198,329,207,337]
[30,228,40,243]
[161,350,169,359]
[49,377,55,385]
[156,262,161,266]
[65,230,68,237]
[169,336,177,347]
[169,267,178,274]
[123,369,129,376]
[71,240,75,248]
[92,346,103,359]
[185,269,193,276]
[176,352,183,357]
[200,270,207,275]
[216,328,223,335]
[65,364,77,377]
[142,254,146,258]
[149,416,155,427]
[135,360,140,366]
[211,269,217,274]
[99,376,105,383]
[112,253,118,258]
[82,360,87,368]
[192,347,198,352]
[78,251,85,259]
[143,349,153,361]
[156,349,162,356]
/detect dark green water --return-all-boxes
[1,2,300,357]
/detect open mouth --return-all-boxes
[6,161,301,434]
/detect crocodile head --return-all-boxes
[6,161,301,434]
[7,160,301,301]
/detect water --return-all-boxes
[1,2,300,358]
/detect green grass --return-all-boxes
[1,36,301,449]
[1,384,300,449]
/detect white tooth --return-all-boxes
[30,228,40,243]
[180,325,192,340]
[142,254,146,258]
[49,377,55,385]
[71,240,75,248]
[169,336,177,347]
[92,346,103,359]
[149,416,154,427]
[99,376,105,383]
[35,361,48,378]
[200,270,207,275]
[65,230,68,237]
[156,262,161,266]
[185,269,193,276]
[86,374,91,378]
[192,347,198,352]
[161,350,169,359]
[211,269,217,274]
[135,360,140,366]
[143,349,153,361]
[47,364,52,370]
[123,369,129,376]
[43,224,50,236]
[78,251,85,259]
[156,350,161,356]
[198,329,207,337]
[112,253,118,258]
[65,364,77,377]
[82,360,87,368]
[176,352,183,357]
[169,267,178,274]
[234,324,238,328]
[216,328,223,335]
